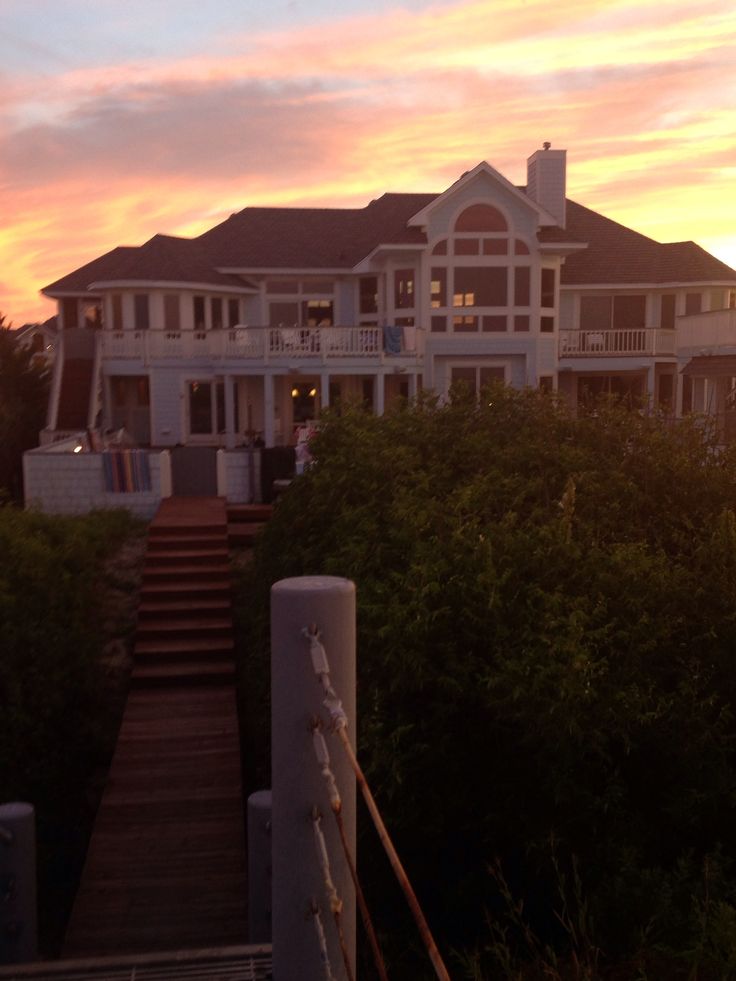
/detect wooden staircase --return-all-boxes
[56,357,95,429]
[227,503,273,548]
[62,497,249,958]
[133,499,236,687]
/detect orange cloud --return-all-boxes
[2,0,735,324]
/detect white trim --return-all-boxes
[88,279,257,294]
[217,266,350,275]
[408,160,558,228]
[562,279,736,291]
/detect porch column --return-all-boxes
[320,371,330,410]
[263,373,275,447]
[645,365,656,407]
[374,372,385,416]
[408,372,419,399]
[224,374,236,450]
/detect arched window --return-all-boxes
[454,204,507,233]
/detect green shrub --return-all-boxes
[238,389,736,976]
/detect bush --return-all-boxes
[238,389,736,977]
[0,505,142,952]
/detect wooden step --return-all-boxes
[227,504,274,523]
[137,617,234,640]
[148,521,226,537]
[135,634,235,656]
[138,597,232,618]
[145,547,230,566]
[131,660,236,688]
[227,522,266,546]
[145,534,226,551]
[142,563,231,583]
[139,581,232,603]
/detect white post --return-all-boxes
[271,577,356,981]
[264,374,275,447]
[224,374,236,450]
[375,372,385,416]
[216,448,228,499]
[248,790,273,943]
[0,803,37,965]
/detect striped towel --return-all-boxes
[102,450,152,492]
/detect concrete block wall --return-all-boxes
[23,449,170,519]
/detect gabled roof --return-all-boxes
[43,178,736,297]
[198,193,436,269]
[561,201,736,285]
[43,237,251,295]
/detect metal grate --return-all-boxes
[0,945,272,981]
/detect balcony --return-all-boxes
[677,308,736,353]
[559,328,676,358]
[100,325,422,363]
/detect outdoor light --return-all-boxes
[73,443,83,453]
[309,387,317,397]
[291,387,300,398]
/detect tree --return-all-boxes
[0,314,51,501]
[239,389,736,977]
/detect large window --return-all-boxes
[394,269,415,309]
[164,295,180,332]
[661,294,676,329]
[451,365,506,396]
[453,267,507,307]
[541,269,556,307]
[580,294,646,331]
[134,294,150,331]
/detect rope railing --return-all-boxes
[311,718,389,981]
[309,898,338,981]
[311,806,355,981]
[304,625,452,981]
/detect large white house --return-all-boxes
[25,145,736,512]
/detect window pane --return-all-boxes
[62,298,78,329]
[266,280,299,294]
[453,267,507,306]
[613,295,646,329]
[360,277,378,315]
[685,292,702,315]
[514,315,529,332]
[580,296,612,330]
[432,239,447,255]
[661,294,676,329]
[431,268,447,308]
[134,294,150,330]
[541,269,556,307]
[303,300,333,326]
[193,296,206,330]
[83,302,101,329]
[483,315,506,332]
[480,367,505,388]
[431,316,447,332]
[541,316,555,333]
[270,302,299,326]
[455,204,507,232]
[189,381,212,434]
[515,239,530,255]
[164,295,180,331]
[228,298,240,327]
[451,367,477,393]
[112,294,123,331]
[395,269,415,309]
[211,297,223,330]
[304,280,333,295]
[454,239,479,255]
[483,239,507,255]
[514,267,530,306]
[453,315,478,332]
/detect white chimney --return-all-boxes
[526,144,566,227]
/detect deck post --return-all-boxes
[271,577,356,981]
[0,802,37,965]
[247,790,273,943]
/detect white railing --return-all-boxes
[559,328,675,357]
[677,308,736,352]
[100,326,420,363]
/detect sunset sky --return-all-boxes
[1,0,735,326]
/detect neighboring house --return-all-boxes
[12,317,58,365]
[26,145,736,509]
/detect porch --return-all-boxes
[559,328,676,358]
[99,324,423,364]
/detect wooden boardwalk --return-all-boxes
[63,498,249,958]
